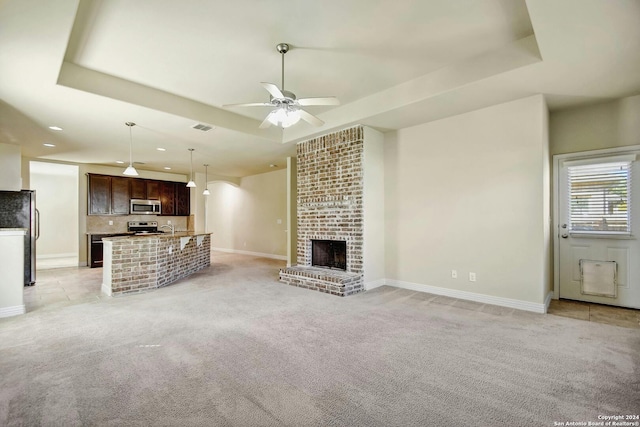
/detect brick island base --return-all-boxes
[102,233,211,296]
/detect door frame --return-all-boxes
[552,144,640,300]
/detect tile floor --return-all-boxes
[24,256,640,329]
[25,264,105,312]
[547,298,640,329]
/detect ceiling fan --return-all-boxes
[223,43,340,129]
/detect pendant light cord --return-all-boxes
[129,125,133,166]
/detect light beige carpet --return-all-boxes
[1,252,639,426]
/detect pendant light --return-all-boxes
[123,122,139,176]
[202,164,210,196]
[186,148,196,187]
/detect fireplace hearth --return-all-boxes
[312,240,347,271]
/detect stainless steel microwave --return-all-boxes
[130,199,161,215]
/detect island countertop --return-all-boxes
[101,232,212,296]
[102,231,210,240]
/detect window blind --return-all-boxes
[567,161,632,234]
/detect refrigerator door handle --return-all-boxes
[35,208,40,240]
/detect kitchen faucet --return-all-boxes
[159,224,175,235]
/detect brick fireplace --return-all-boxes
[279,125,384,296]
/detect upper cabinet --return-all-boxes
[147,181,160,200]
[87,174,190,216]
[130,179,146,200]
[175,184,190,216]
[111,177,130,215]
[88,174,111,215]
[159,181,176,216]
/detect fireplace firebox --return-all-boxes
[312,240,347,271]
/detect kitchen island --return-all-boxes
[101,232,211,296]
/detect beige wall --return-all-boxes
[550,94,640,155]
[207,169,287,259]
[384,95,550,305]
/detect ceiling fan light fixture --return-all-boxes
[123,122,139,176]
[267,106,301,128]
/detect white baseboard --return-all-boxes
[544,291,554,313]
[385,279,548,314]
[101,283,112,297]
[211,247,287,261]
[0,305,26,318]
[365,279,386,291]
[36,253,77,260]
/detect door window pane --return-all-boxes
[567,161,631,234]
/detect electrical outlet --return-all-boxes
[108,220,113,226]
[167,220,172,225]
[469,272,476,282]
[277,219,282,224]
[451,270,458,279]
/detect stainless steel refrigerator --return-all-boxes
[0,190,38,285]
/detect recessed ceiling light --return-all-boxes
[157,148,166,151]
[48,126,63,131]
[116,161,125,164]
[163,166,171,170]
[43,143,56,147]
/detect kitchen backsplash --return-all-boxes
[86,215,190,234]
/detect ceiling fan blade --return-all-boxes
[297,97,340,106]
[259,115,273,129]
[298,109,324,127]
[223,102,272,108]
[261,82,285,99]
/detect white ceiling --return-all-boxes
[1,0,639,178]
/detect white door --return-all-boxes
[557,150,640,309]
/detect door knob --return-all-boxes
[561,233,569,238]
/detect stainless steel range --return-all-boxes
[127,221,159,234]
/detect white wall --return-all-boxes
[207,169,287,259]
[384,95,550,307]
[363,127,385,286]
[286,157,297,267]
[0,230,25,317]
[30,162,79,258]
[550,94,640,155]
[0,143,22,190]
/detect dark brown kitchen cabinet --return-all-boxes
[159,181,176,216]
[111,177,130,215]
[88,174,111,215]
[146,181,160,200]
[130,179,146,199]
[88,174,190,216]
[175,183,190,216]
